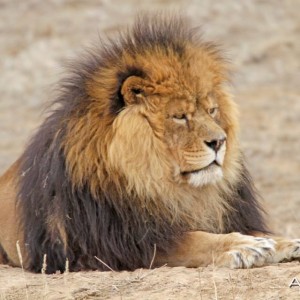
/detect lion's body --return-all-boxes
[0,15,299,273]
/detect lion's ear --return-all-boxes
[121,76,153,105]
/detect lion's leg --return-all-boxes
[156,231,275,269]
[250,232,300,263]
[0,161,23,268]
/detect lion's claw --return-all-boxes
[216,233,275,269]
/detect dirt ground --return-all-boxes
[0,0,300,299]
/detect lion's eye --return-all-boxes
[208,107,219,118]
[172,114,187,125]
[131,88,143,95]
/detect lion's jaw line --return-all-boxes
[188,164,223,187]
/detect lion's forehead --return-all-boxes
[149,81,219,116]
[135,50,223,95]
[144,73,218,112]
[165,97,196,115]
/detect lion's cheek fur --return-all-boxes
[107,108,171,197]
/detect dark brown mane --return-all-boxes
[17,14,268,274]
[222,161,270,234]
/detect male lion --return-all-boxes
[0,15,299,273]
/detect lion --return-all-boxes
[0,14,299,273]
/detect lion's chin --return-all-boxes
[186,164,223,187]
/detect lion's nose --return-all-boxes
[204,137,226,152]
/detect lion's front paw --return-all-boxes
[271,237,300,263]
[215,233,275,269]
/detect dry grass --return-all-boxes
[1,262,300,299]
[16,241,29,300]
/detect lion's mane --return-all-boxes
[17,15,268,273]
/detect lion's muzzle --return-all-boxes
[180,136,227,187]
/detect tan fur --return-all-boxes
[0,161,26,267]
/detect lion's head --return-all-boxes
[15,15,266,273]
[63,16,240,198]
[113,50,236,188]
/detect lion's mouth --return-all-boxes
[181,161,220,176]
[180,160,223,187]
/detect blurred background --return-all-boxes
[0,0,299,236]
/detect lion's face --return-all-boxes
[121,86,227,188]
[109,50,238,189]
[162,93,227,187]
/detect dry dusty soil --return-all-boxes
[0,0,300,299]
